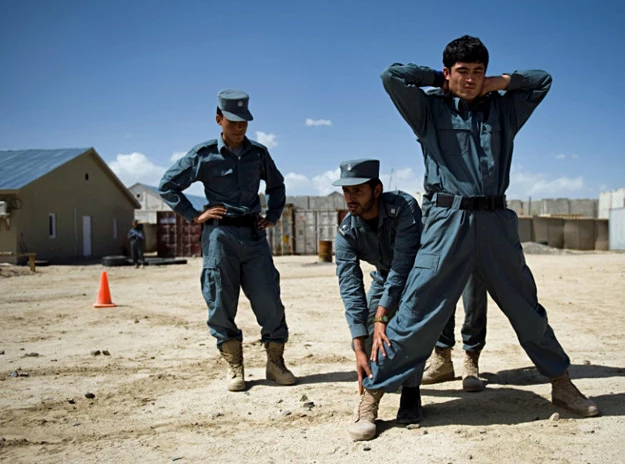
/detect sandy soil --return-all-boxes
[1,250,624,464]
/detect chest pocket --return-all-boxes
[480,117,502,158]
[203,155,237,192]
[238,152,263,193]
[435,116,472,157]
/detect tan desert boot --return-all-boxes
[220,340,245,392]
[422,347,455,384]
[550,371,599,417]
[264,342,296,385]
[462,350,485,392]
[349,389,384,441]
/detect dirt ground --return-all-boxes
[1,249,624,464]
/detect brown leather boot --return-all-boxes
[550,371,599,417]
[264,342,296,385]
[220,340,245,392]
[422,347,455,384]
[349,389,384,441]
[462,350,485,392]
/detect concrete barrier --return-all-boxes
[595,219,609,251]
[533,217,564,248]
[563,219,595,250]
[517,216,533,242]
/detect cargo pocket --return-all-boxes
[201,264,221,310]
[413,252,439,273]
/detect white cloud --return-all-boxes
[283,166,425,197]
[305,118,332,127]
[507,165,586,199]
[255,131,278,149]
[572,153,580,159]
[170,151,186,162]
[556,154,566,160]
[380,167,424,196]
[284,172,312,195]
[109,152,166,188]
[109,152,204,195]
[312,168,342,195]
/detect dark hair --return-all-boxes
[216,106,223,116]
[443,35,489,71]
[367,178,383,191]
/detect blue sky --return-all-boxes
[1,0,624,200]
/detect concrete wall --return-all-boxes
[609,208,625,250]
[563,219,595,250]
[508,198,598,218]
[599,189,625,219]
[517,216,533,242]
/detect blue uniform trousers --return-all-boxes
[200,223,288,348]
[365,272,422,388]
[363,202,570,392]
[436,272,487,352]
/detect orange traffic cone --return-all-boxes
[93,271,116,308]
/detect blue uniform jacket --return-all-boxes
[381,64,551,200]
[335,191,422,340]
[158,136,286,224]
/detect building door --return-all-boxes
[82,216,92,257]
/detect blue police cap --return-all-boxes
[332,159,380,186]
[217,89,254,122]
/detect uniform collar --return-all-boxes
[218,135,251,155]
[353,196,390,231]
[431,89,491,113]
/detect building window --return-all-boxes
[136,193,142,199]
[113,218,118,239]
[85,173,89,181]
[49,213,56,238]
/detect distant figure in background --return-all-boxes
[128,219,145,268]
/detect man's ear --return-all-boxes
[373,184,383,199]
[216,114,222,126]
[443,67,450,80]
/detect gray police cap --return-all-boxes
[217,89,254,122]
[332,159,380,186]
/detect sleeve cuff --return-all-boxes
[433,71,445,88]
[350,324,368,340]
[378,294,396,312]
[505,71,523,90]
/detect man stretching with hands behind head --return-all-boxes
[349,35,599,441]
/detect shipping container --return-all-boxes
[156,211,202,257]
[267,204,295,255]
[293,210,339,255]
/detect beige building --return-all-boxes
[0,148,140,264]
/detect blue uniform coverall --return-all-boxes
[127,225,145,265]
[336,191,423,387]
[437,270,488,352]
[159,136,288,348]
[363,64,570,392]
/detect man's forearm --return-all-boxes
[353,336,367,353]
[483,74,511,94]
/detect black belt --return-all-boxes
[436,194,505,211]
[213,214,258,227]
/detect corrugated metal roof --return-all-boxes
[144,184,207,211]
[0,148,90,190]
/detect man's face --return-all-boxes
[444,62,486,103]
[216,114,248,147]
[342,183,379,219]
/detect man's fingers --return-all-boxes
[357,371,364,395]
[364,363,372,379]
